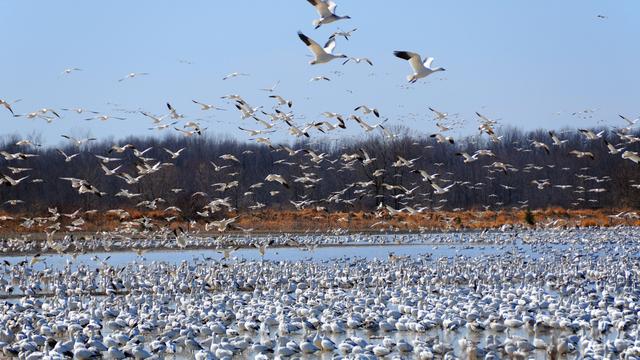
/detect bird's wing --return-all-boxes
[323,37,337,54]
[393,51,422,73]
[298,32,325,57]
[423,57,434,68]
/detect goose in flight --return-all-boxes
[2,174,29,186]
[222,72,249,80]
[238,127,276,136]
[354,105,380,118]
[342,57,373,66]
[85,114,126,121]
[350,115,385,132]
[430,133,454,144]
[619,114,638,126]
[622,151,640,164]
[192,100,225,111]
[549,131,568,146]
[455,152,479,163]
[140,111,169,123]
[569,150,595,160]
[604,140,624,154]
[62,67,82,74]
[260,80,280,92]
[531,140,550,154]
[310,76,331,82]
[108,144,135,153]
[163,147,186,159]
[269,95,293,108]
[118,72,149,82]
[266,174,290,188]
[61,135,96,147]
[393,51,446,83]
[578,129,604,140]
[298,31,347,65]
[56,149,79,162]
[210,161,231,172]
[330,28,357,41]
[307,0,351,29]
[428,107,448,120]
[0,99,15,114]
[100,163,122,176]
[428,179,455,195]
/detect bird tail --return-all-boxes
[406,74,415,83]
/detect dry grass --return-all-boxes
[0,207,638,235]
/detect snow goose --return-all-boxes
[118,72,149,82]
[310,76,331,81]
[192,100,225,111]
[61,135,96,147]
[330,28,357,40]
[222,72,249,80]
[578,128,604,140]
[549,131,568,146]
[265,174,290,188]
[343,57,373,66]
[622,151,640,164]
[604,140,624,154]
[269,95,293,108]
[428,107,448,120]
[0,99,16,114]
[569,150,595,160]
[298,31,347,65]
[56,149,79,162]
[354,105,379,118]
[394,51,446,83]
[430,133,454,144]
[307,0,351,29]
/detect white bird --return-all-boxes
[100,163,122,176]
[307,0,351,29]
[622,151,640,164]
[430,133,454,144]
[238,127,276,136]
[428,107,448,120]
[56,149,79,162]
[549,131,568,146]
[354,105,380,118]
[164,147,186,159]
[0,99,16,115]
[222,72,249,80]
[266,174,290,188]
[260,80,280,92]
[61,135,96,147]
[298,31,347,65]
[330,28,357,40]
[578,128,605,140]
[342,57,373,66]
[619,114,639,126]
[350,115,386,132]
[394,51,446,83]
[310,76,331,82]
[62,67,82,75]
[192,100,225,111]
[428,180,455,195]
[604,140,624,154]
[118,72,149,81]
[569,150,595,160]
[269,95,293,108]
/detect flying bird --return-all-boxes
[307,0,351,29]
[393,51,446,83]
[298,31,347,65]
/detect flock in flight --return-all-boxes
[0,0,638,237]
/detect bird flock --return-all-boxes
[1,1,639,359]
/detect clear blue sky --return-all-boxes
[2,1,638,146]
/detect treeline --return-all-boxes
[0,126,638,217]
